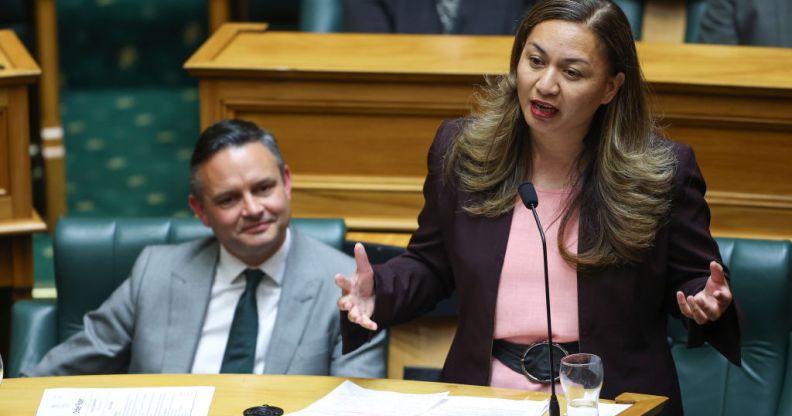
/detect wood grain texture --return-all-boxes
[36,0,67,229]
[0,374,666,415]
[0,34,43,355]
[187,27,792,239]
[388,318,457,380]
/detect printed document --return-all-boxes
[36,386,215,416]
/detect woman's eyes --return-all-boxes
[527,56,583,80]
[564,68,582,79]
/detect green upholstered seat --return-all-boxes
[669,237,792,415]
[9,216,345,377]
[238,0,342,32]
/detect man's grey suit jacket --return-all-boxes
[699,0,792,47]
[23,229,386,377]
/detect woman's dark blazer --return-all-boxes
[342,119,741,415]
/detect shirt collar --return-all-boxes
[217,228,291,286]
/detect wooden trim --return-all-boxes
[345,231,412,247]
[35,0,61,129]
[224,98,470,116]
[185,22,268,68]
[0,211,47,235]
[0,31,40,85]
[293,174,423,192]
[36,0,67,230]
[708,191,792,210]
[615,393,668,416]
[208,0,231,33]
[8,86,32,218]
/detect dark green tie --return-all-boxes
[220,268,264,373]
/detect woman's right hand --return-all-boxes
[335,242,378,331]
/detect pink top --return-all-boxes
[490,187,580,392]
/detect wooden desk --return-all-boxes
[0,30,46,360]
[0,374,667,415]
[186,24,792,242]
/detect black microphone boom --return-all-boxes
[518,182,560,416]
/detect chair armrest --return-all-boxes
[9,299,58,377]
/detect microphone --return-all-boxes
[518,182,560,416]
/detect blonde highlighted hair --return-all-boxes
[444,0,676,268]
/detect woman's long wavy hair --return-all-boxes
[443,0,676,268]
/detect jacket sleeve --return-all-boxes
[665,143,741,366]
[341,119,461,353]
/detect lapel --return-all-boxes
[161,239,219,373]
[264,231,323,374]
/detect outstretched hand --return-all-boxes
[676,261,733,325]
[335,243,378,331]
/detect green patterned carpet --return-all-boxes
[33,0,209,297]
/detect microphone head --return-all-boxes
[518,182,539,209]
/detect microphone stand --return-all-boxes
[519,182,560,416]
[529,204,560,416]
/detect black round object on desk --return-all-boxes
[243,404,284,416]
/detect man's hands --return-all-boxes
[336,243,378,331]
[676,261,733,325]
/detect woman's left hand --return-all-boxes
[675,261,733,325]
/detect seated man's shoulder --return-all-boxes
[291,231,354,271]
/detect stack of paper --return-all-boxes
[288,381,632,416]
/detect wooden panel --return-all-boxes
[187,27,792,239]
[0,101,9,218]
[292,175,422,231]
[8,86,32,219]
[0,32,44,356]
[388,318,456,380]
[642,0,686,43]
[346,231,412,247]
[0,374,668,415]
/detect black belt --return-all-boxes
[492,339,580,384]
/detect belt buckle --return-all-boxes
[519,340,570,384]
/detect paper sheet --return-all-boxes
[36,386,215,416]
[423,395,549,416]
[287,381,632,416]
[288,380,448,416]
[597,402,632,416]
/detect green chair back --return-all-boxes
[53,217,344,343]
[668,237,792,416]
[243,0,342,32]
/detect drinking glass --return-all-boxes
[560,353,603,416]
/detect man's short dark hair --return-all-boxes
[189,119,284,198]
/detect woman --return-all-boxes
[336,0,741,414]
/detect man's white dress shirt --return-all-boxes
[191,229,291,374]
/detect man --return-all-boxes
[343,0,536,35]
[699,0,792,47]
[23,119,386,377]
